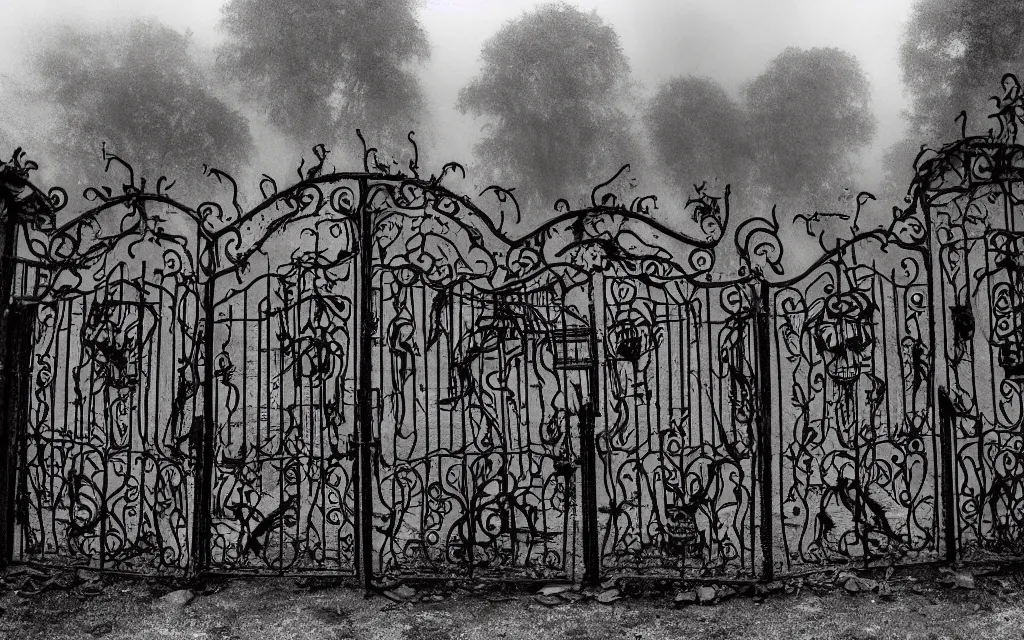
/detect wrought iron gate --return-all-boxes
[5,95,1024,583]
[767,240,939,573]
[10,206,202,574]
[371,277,591,580]
[597,275,763,579]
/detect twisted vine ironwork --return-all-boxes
[3,77,1024,583]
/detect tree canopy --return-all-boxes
[31,19,253,195]
[645,76,750,197]
[745,47,876,203]
[217,0,430,159]
[457,3,637,212]
[901,0,1024,143]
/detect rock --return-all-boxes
[384,584,416,601]
[4,566,47,578]
[76,569,101,583]
[484,595,516,603]
[596,588,620,604]
[696,586,717,604]
[842,625,881,639]
[87,621,113,637]
[538,583,571,596]
[533,594,564,607]
[600,578,618,590]
[77,582,105,598]
[954,572,976,590]
[560,591,586,602]
[937,567,956,587]
[755,581,785,596]
[843,577,878,593]
[155,589,194,610]
[5,575,33,592]
[208,625,236,640]
[426,594,444,602]
[674,590,698,605]
[716,586,737,601]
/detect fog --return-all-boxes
[0,0,913,206]
[422,0,913,185]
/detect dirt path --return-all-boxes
[2,566,1023,639]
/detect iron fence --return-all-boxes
[3,102,1024,586]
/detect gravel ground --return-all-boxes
[1,565,1023,639]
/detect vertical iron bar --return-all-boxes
[581,279,601,583]
[919,199,954,563]
[756,281,774,581]
[191,263,217,576]
[938,387,957,563]
[354,178,375,589]
[0,209,20,565]
[0,303,30,565]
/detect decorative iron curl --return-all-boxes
[431,161,466,186]
[297,144,331,181]
[479,184,521,230]
[407,131,420,180]
[687,182,728,239]
[591,163,630,208]
[203,165,243,222]
[736,204,784,277]
[356,129,375,174]
[629,195,658,215]
[989,73,1024,144]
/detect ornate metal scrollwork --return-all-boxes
[12,80,1024,583]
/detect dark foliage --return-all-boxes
[217,0,430,159]
[32,19,253,194]
[645,75,751,199]
[745,47,875,203]
[457,3,637,213]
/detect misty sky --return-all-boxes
[0,0,914,187]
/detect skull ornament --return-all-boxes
[808,290,876,383]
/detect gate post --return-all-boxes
[190,275,217,577]
[354,178,376,590]
[756,280,775,581]
[0,193,25,565]
[0,303,31,566]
